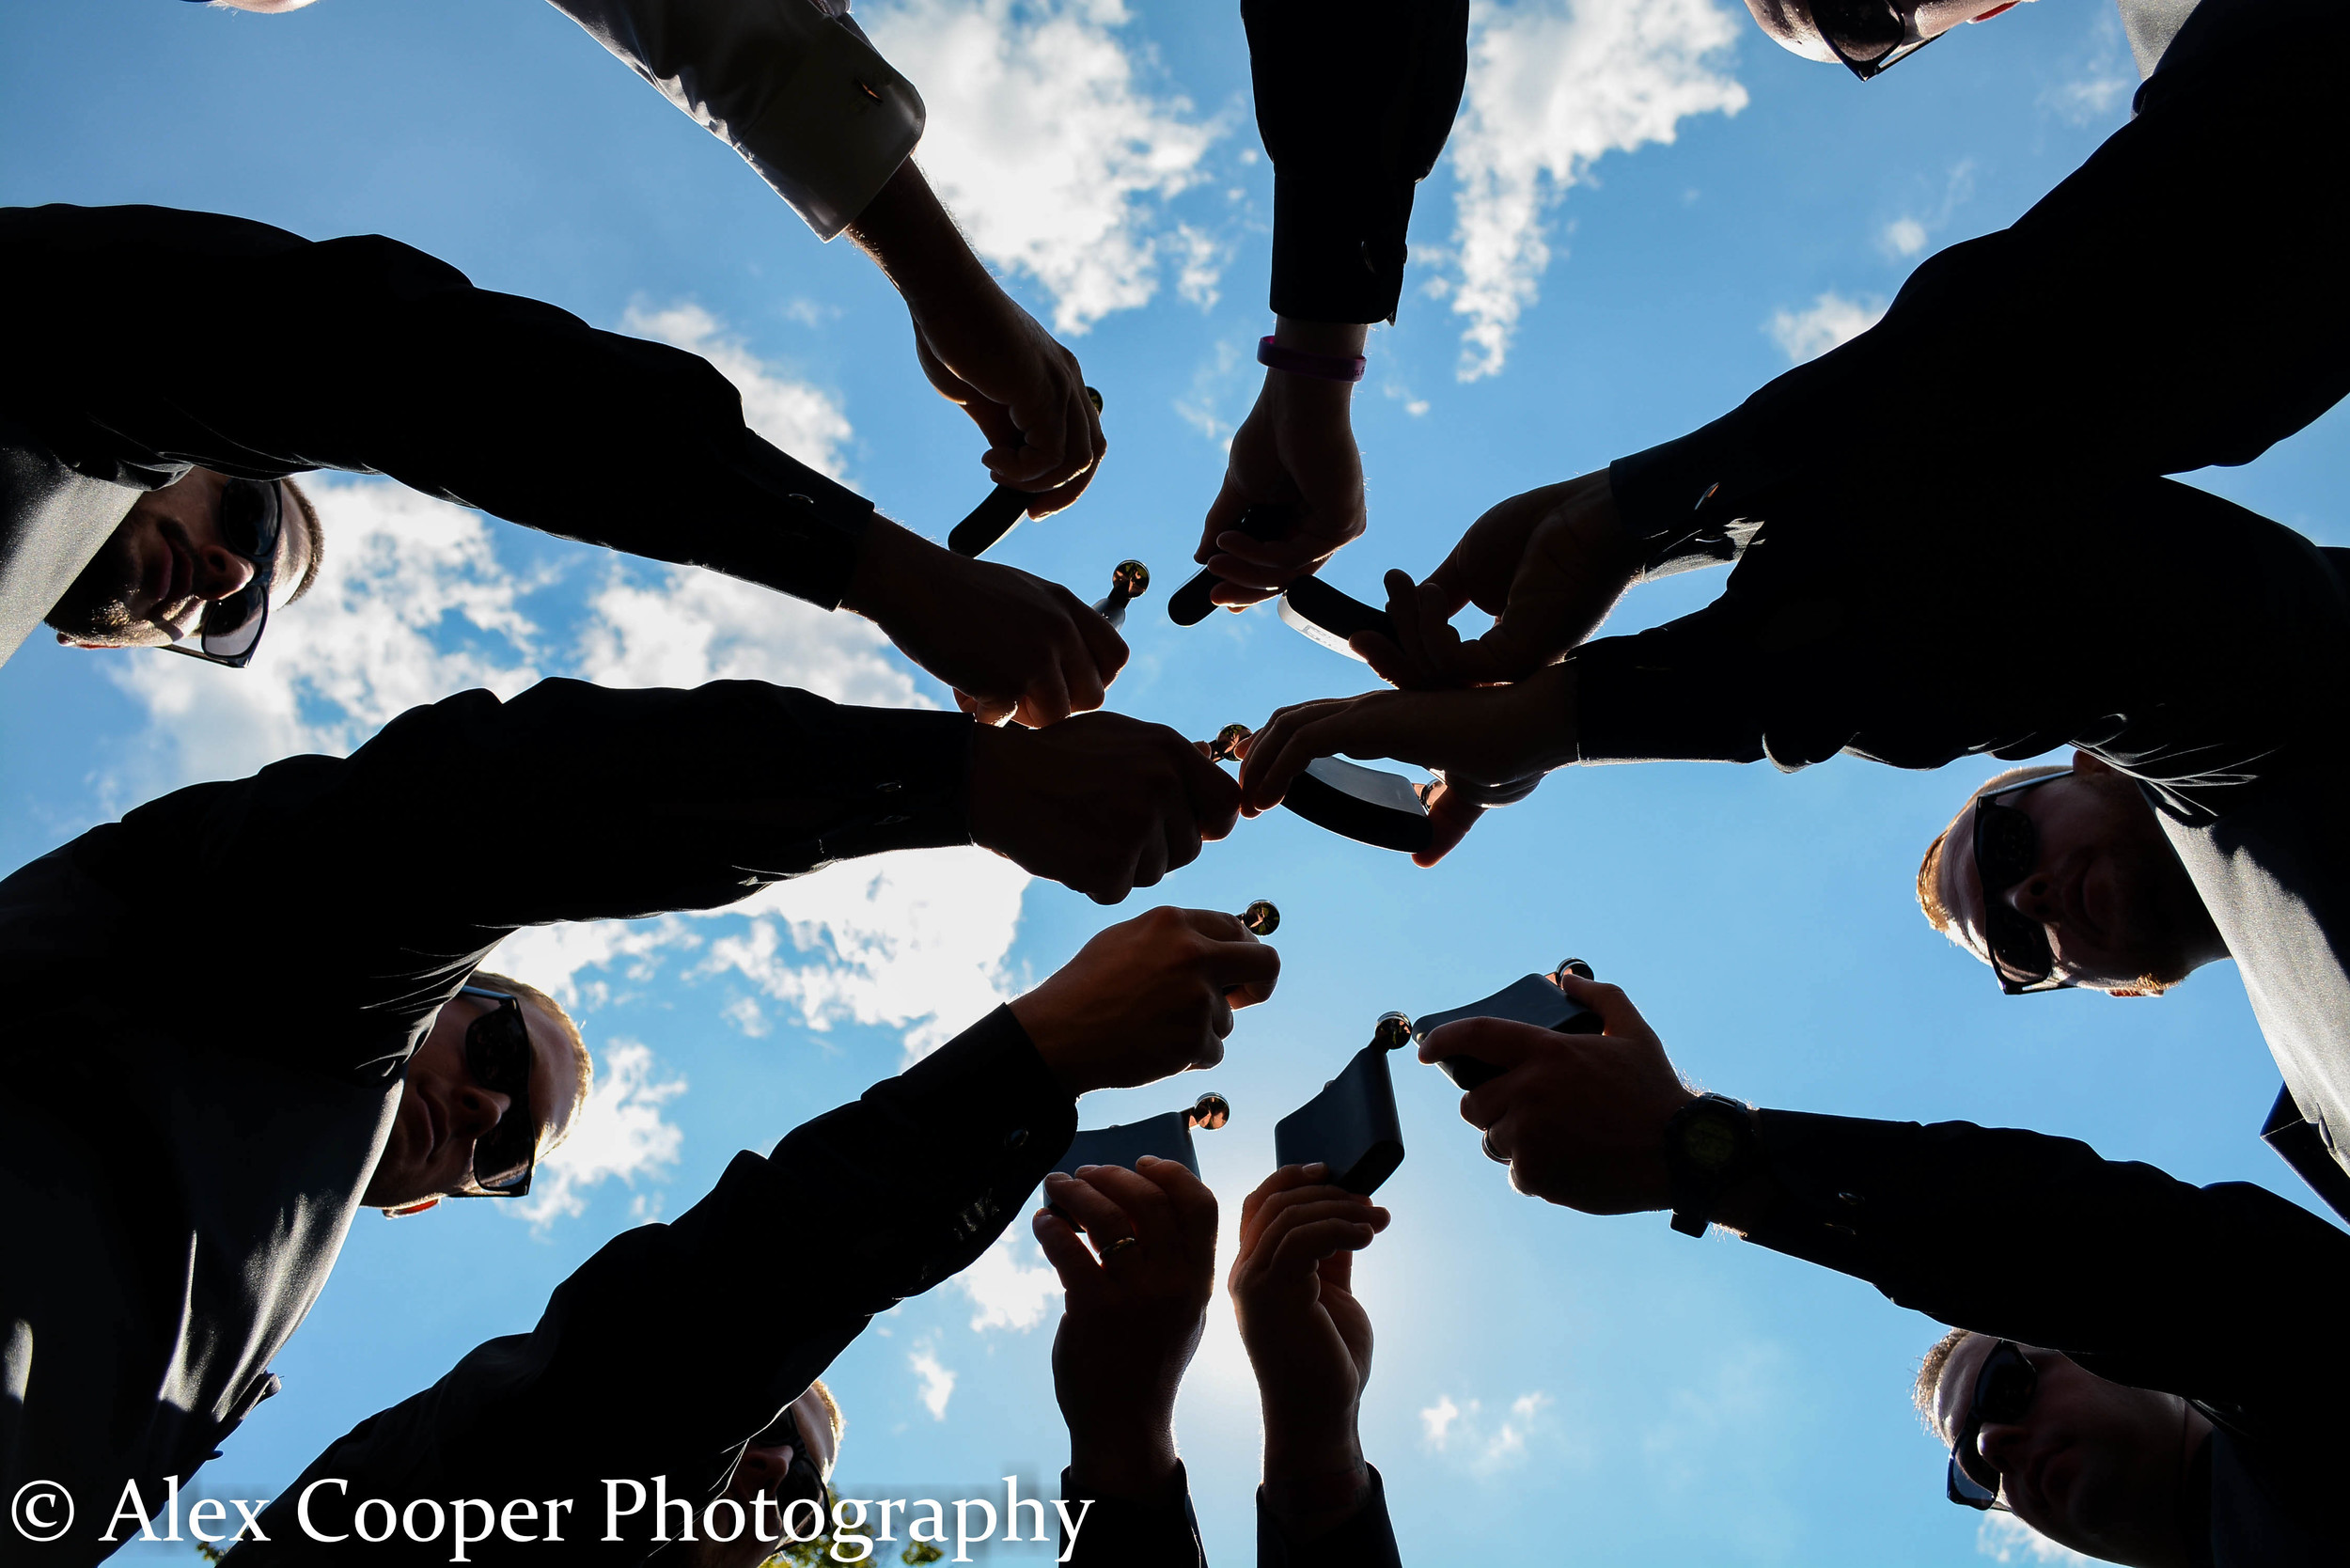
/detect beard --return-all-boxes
[42,527,144,640]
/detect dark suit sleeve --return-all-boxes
[1244,0,1467,324]
[1058,1462,1206,1567]
[69,678,973,1071]
[1258,1466,1402,1568]
[230,1006,1079,1566]
[0,203,871,608]
[1606,0,2350,577]
[1737,1110,2350,1439]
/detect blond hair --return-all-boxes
[471,968,591,1152]
[281,477,325,604]
[1914,1325,1974,1441]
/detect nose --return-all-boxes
[451,1082,514,1141]
[2005,871,2060,927]
[1974,1419,2030,1479]
[736,1444,794,1489]
[194,541,258,603]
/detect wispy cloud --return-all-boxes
[1441,0,1747,380]
[513,1040,689,1228]
[1765,290,1886,363]
[1978,1513,2095,1564]
[1418,1389,1554,1472]
[863,0,1225,334]
[910,1338,958,1420]
[1878,159,1976,261]
[958,1233,1062,1332]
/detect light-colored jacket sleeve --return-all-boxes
[548,0,925,239]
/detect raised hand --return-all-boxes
[1355,472,1643,690]
[1418,973,1694,1214]
[1035,1159,1220,1500]
[842,518,1127,728]
[1230,1165,1390,1537]
[971,714,1243,904]
[1010,906,1279,1097]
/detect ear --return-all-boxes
[2070,748,2116,776]
[381,1198,440,1218]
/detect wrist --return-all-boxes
[1066,1423,1181,1502]
[845,161,990,311]
[1272,316,1371,356]
[839,513,922,625]
[1260,1423,1368,1536]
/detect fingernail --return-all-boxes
[1305,1162,1329,1177]
[1136,1155,1159,1166]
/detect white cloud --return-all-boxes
[1418,1388,1553,1471]
[620,299,854,478]
[1765,290,1887,363]
[910,1338,958,1419]
[1978,1513,2095,1565]
[105,477,540,793]
[2045,71,2131,123]
[1879,160,1975,262]
[959,1232,1062,1332]
[492,917,702,1012]
[700,847,1032,1059]
[1882,215,1929,257]
[1444,0,1747,379]
[575,562,927,707]
[513,1040,689,1227]
[863,0,1223,334]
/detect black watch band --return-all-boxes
[1661,1093,1757,1238]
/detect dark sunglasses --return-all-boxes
[747,1403,835,1529]
[455,985,539,1198]
[1810,0,1944,79]
[155,477,285,669]
[1947,1340,2038,1509]
[1972,776,2074,996]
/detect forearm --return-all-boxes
[1609,18,2350,558]
[1727,1111,2350,1411]
[843,160,996,322]
[0,204,876,609]
[1245,0,1469,323]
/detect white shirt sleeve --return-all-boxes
[548,0,925,240]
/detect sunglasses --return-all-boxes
[1809,0,1944,79]
[747,1402,835,1530]
[1971,776,2075,996]
[1948,1340,2038,1510]
[454,985,539,1198]
[157,477,284,669]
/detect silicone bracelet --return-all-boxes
[1257,336,1367,383]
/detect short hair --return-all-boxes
[280,477,325,605]
[470,968,592,1152]
[1915,1325,1975,1441]
[1917,762,2074,943]
[806,1377,844,1457]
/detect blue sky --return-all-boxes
[5,0,2346,1562]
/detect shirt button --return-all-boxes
[1005,1128,1028,1150]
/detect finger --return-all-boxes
[1132,1155,1220,1259]
[1413,782,1486,868]
[1033,1207,1104,1296]
[1259,1214,1382,1289]
[1075,1162,1182,1248]
[1241,1185,1384,1264]
[1042,1170,1138,1247]
[1196,474,1252,568]
[1230,698,1353,807]
[1554,973,1652,1038]
[1416,1016,1564,1077]
[1172,733,1245,841]
[1014,658,1075,730]
[1241,702,1395,813]
[1073,602,1131,691]
[1235,1165,1335,1260]
[1207,937,1281,1008]
[960,687,1015,727]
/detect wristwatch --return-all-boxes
[1661,1093,1757,1238]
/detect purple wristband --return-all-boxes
[1258,336,1367,383]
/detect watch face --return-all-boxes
[1681,1109,1744,1171]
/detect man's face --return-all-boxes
[361,993,585,1209]
[681,1388,841,1568]
[1934,1336,2198,1565]
[1935,756,2210,993]
[49,468,311,650]
[1743,0,2025,67]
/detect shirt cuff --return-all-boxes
[729,20,925,240]
[1057,1462,1203,1567]
[1569,630,1766,768]
[1607,416,1769,579]
[789,704,978,866]
[689,435,875,612]
[1268,171,1416,325]
[1257,1466,1401,1568]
